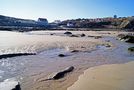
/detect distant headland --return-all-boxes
[0,15,134,31]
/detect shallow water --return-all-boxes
[0,31,133,89]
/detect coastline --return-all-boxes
[0,30,133,90]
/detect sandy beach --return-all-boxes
[0,30,133,90]
[1,0,134,90]
[68,61,134,90]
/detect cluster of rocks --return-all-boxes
[118,34,134,52]
[118,34,134,43]
[64,31,86,37]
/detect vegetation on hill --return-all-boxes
[0,15,134,31]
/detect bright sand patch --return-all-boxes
[68,61,134,90]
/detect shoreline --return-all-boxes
[0,30,133,90]
[68,61,134,90]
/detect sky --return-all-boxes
[0,0,134,22]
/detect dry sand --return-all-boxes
[68,61,134,90]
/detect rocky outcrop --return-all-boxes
[118,34,134,43]
[11,83,21,90]
[45,66,74,81]
[64,31,72,35]
[0,53,36,59]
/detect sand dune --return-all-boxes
[68,61,134,90]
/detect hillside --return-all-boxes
[0,15,49,31]
[0,15,134,31]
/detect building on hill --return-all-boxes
[67,22,75,27]
[37,18,48,26]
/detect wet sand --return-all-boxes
[68,61,134,90]
[19,31,133,90]
[0,30,133,90]
[20,31,111,90]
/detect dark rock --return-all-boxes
[0,53,36,59]
[0,79,21,90]
[105,44,111,47]
[94,36,102,39]
[125,35,134,43]
[80,33,86,37]
[58,54,66,57]
[50,33,54,35]
[64,31,72,35]
[117,34,126,39]
[12,83,21,90]
[128,47,134,52]
[88,35,95,37]
[71,50,80,53]
[70,34,79,37]
[118,34,134,43]
[47,66,74,80]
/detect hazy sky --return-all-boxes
[0,0,134,22]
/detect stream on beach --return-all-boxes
[0,31,133,90]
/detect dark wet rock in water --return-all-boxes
[128,47,134,52]
[0,53,36,59]
[80,33,86,37]
[64,31,72,35]
[12,83,21,90]
[94,36,102,39]
[70,34,79,37]
[46,66,74,80]
[58,54,66,57]
[70,34,85,37]
[71,50,80,53]
[88,35,95,37]
[105,44,111,47]
[125,36,134,43]
[117,34,126,39]
[50,33,54,35]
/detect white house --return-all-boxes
[37,18,48,26]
